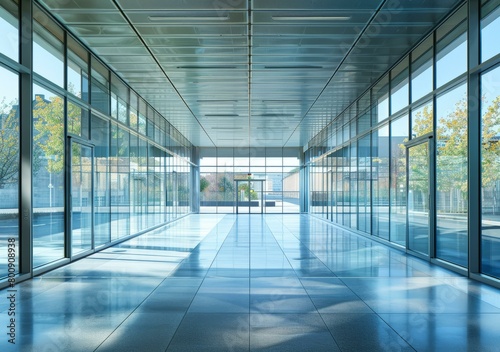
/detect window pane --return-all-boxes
[92,115,110,246]
[0,1,18,62]
[33,84,65,267]
[357,134,371,233]
[390,115,408,245]
[411,37,433,102]
[481,0,500,63]
[0,67,19,279]
[374,75,389,123]
[411,100,433,139]
[435,82,468,267]
[372,125,390,240]
[67,101,88,138]
[67,37,89,101]
[33,12,64,88]
[391,59,409,114]
[481,65,500,279]
[436,8,467,88]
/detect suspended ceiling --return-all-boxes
[38,0,463,148]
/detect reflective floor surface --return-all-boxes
[1,214,500,351]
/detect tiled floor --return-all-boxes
[1,214,500,351]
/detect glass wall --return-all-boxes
[0,1,18,62]
[306,2,500,285]
[200,148,301,214]
[32,84,65,267]
[435,83,468,266]
[0,2,194,279]
[0,66,19,279]
[390,115,408,245]
[481,65,500,279]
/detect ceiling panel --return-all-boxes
[38,0,464,148]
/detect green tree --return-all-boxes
[481,96,500,188]
[238,182,258,200]
[218,175,234,201]
[33,94,65,174]
[200,177,210,192]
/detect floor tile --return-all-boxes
[250,313,340,351]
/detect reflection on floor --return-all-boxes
[1,214,499,351]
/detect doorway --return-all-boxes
[69,140,94,257]
[235,179,264,214]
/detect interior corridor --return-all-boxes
[1,214,499,351]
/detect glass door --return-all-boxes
[407,140,431,256]
[236,180,264,214]
[250,180,264,214]
[236,180,250,214]
[70,141,93,256]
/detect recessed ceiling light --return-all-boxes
[211,127,244,130]
[264,65,323,69]
[177,66,237,69]
[205,114,240,117]
[255,113,295,117]
[256,126,290,129]
[197,100,239,103]
[148,15,229,21]
[271,16,351,21]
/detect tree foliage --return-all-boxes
[33,95,65,174]
[200,177,210,192]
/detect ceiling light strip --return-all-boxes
[271,16,351,21]
[148,16,229,21]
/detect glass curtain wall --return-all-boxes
[306,2,500,283]
[0,2,194,281]
[199,148,301,214]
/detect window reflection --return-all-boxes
[0,67,19,278]
[481,65,500,279]
[0,1,18,62]
[33,11,64,88]
[390,115,408,245]
[32,84,65,267]
[372,125,390,240]
[411,100,433,138]
[411,37,433,102]
[435,82,468,267]
[436,7,467,88]
[481,0,500,62]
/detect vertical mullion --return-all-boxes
[19,0,33,275]
[468,0,481,274]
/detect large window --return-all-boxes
[33,10,64,88]
[200,148,301,214]
[32,84,65,267]
[481,0,500,63]
[390,115,408,245]
[0,67,19,279]
[435,82,468,266]
[436,7,467,88]
[411,37,433,103]
[372,125,390,240]
[0,1,18,62]
[481,65,500,279]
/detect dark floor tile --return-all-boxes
[166,313,249,352]
[250,313,340,352]
[321,313,414,352]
